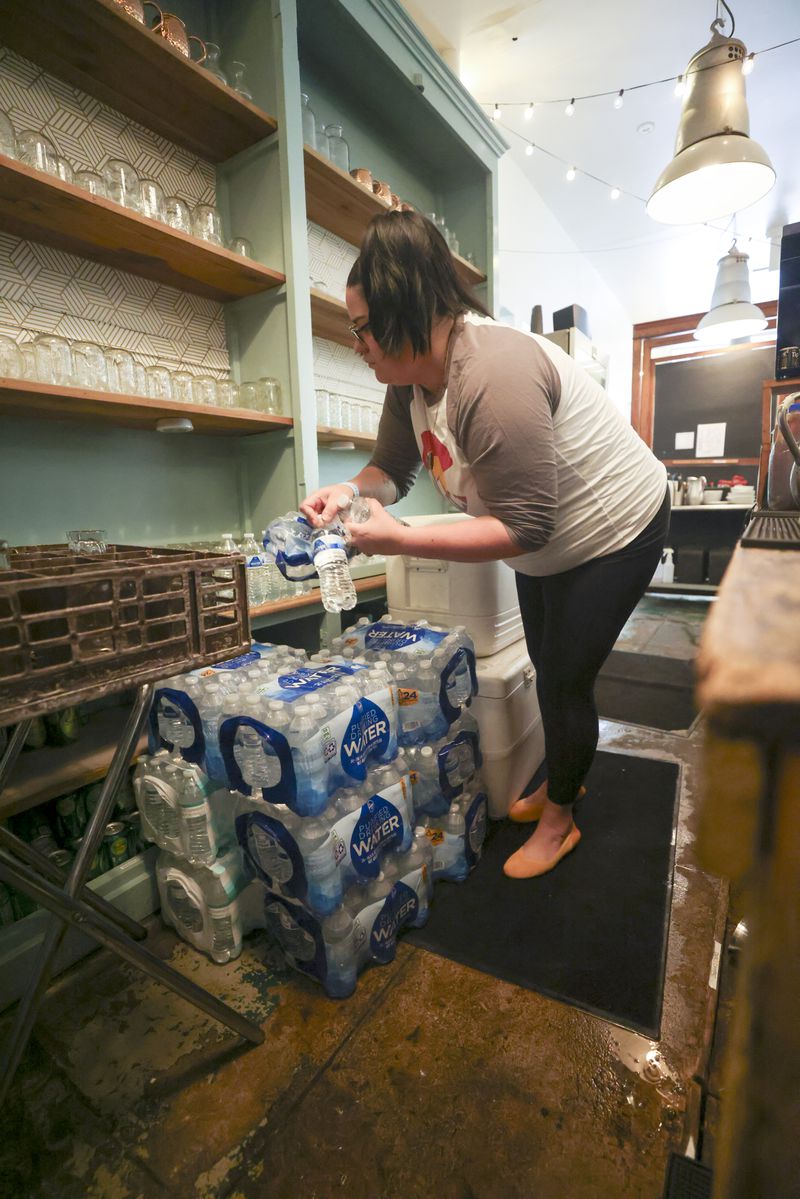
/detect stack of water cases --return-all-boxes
[140,627,488,997]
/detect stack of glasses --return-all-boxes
[315,389,380,435]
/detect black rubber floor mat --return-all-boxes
[596,651,697,731]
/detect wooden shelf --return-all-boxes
[310,288,350,346]
[250,574,386,623]
[0,155,286,302]
[0,0,278,163]
[303,146,486,289]
[0,377,294,436]
[0,706,147,821]
[671,504,753,512]
[316,425,377,451]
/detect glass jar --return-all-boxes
[0,109,15,159]
[191,203,223,245]
[103,159,141,211]
[229,61,253,101]
[300,93,317,150]
[165,196,192,234]
[16,131,58,175]
[191,375,217,406]
[327,392,342,428]
[0,335,21,378]
[202,42,227,85]
[315,388,330,426]
[105,348,136,394]
[145,364,173,401]
[34,335,73,386]
[340,397,352,430]
[316,119,328,157]
[324,124,350,173]
[75,169,107,198]
[216,379,238,408]
[54,157,74,184]
[133,361,148,396]
[139,178,166,222]
[257,377,283,415]
[228,237,253,257]
[171,371,195,404]
[238,381,258,409]
[19,343,38,380]
[72,341,108,390]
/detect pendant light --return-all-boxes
[647,16,774,225]
[693,240,767,343]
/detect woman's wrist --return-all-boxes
[342,480,360,498]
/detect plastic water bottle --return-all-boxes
[321,905,357,997]
[416,657,447,740]
[179,769,217,865]
[138,761,182,848]
[296,816,342,915]
[156,694,196,750]
[313,528,357,613]
[214,533,240,600]
[205,868,241,963]
[240,532,268,606]
[289,704,329,815]
[409,744,445,817]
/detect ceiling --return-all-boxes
[400,0,800,323]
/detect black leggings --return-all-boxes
[515,487,670,806]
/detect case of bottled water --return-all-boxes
[404,710,482,817]
[234,756,414,917]
[156,845,263,964]
[258,831,435,997]
[133,751,234,865]
[331,617,477,745]
[264,511,359,613]
[417,786,489,883]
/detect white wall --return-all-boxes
[495,155,635,417]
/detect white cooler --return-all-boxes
[470,641,546,820]
[385,513,523,657]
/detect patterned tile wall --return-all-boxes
[308,221,384,407]
[0,48,230,375]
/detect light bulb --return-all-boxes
[492,103,502,121]
[674,75,685,98]
[565,98,575,117]
[524,102,535,121]
[610,187,621,200]
[742,53,755,76]
[525,142,534,156]
[614,89,624,110]
[566,166,576,182]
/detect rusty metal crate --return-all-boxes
[0,544,250,725]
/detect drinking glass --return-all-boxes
[133,361,148,396]
[171,370,195,404]
[75,169,107,197]
[301,93,317,150]
[0,109,16,159]
[105,348,136,393]
[258,377,283,415]
[216,379,238,408]
[16,131,58,175]
[228,237,253,257]
[203,42,227,84]
[191,203,223,245]
[34,334,73,386]
[340,397,352,430]
[139,177,167,222]
[103,159,141,211]
[238,381,258,409]
[0,336,21,378]
[19,344,38,380]
[191,375,217,406]
[165,195,192,234]
[72,341,108,389]
[315,388,330,426]
[324,124,350,172]
[368,404,380,436]
[54,157,74,184]
[229,61,253,101]
[327,392,342,428]
[145,364,173,400]
[67,530,108,554]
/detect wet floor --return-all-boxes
[0,595,729,1198]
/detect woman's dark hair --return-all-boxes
[346,211,491,356]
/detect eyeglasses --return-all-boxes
[348,318,371,346]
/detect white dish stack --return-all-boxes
[385,513,545,819]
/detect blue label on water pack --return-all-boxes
[211,651,261,671]
[363,622,448,653]
[464,792,488,868]
[262,894,326,983]
[437,730,482,799]
[369,881,419,964]
[349,794,405,878]
[236,810,306,901]
[148,687,204,766]
[219,716,295,804]
[340,698,391,780]
[264,662,366,702]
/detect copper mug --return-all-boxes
[112,0,162,23]
[151,11,207,62]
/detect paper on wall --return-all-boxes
[675,431,694,450]
[695,422,726,457]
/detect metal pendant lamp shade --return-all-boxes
[647,26,775,225]
[694,241,768,343]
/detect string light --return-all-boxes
[565,97,575,116]
[742,52,755,74]
[566,166,577,181]
[610,187,621,200]
[525,142,534,156]
[674,74,685,97]
[492,102,502,120]
[613,88,625,109]
[524,101,535,120]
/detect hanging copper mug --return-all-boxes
[151,11,207,62]
[112,0,162,24]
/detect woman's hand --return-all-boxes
[343,498,409,557]
[299,483,357,528]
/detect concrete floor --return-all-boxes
[0,595,732,1199]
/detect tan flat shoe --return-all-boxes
[502,824,581,879]
[508,785,586,824]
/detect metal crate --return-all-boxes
[0,544,250,725]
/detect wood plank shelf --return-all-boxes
[0,155,286,302]
[303,146,486,289]
[316,425,377,451]
[0,706,148,821]
[0,0,278,162]
[0,378,294,436]
[310,288,349,346]
[671,504,753,512]
[249,574,386,623]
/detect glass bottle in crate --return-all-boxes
[301,93,317,150]
[324,124,350,173]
